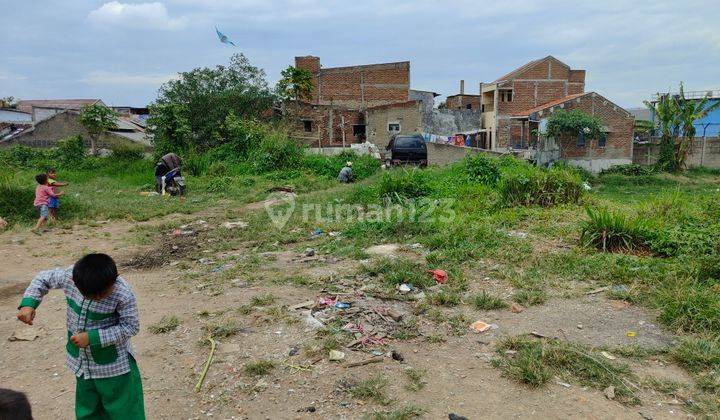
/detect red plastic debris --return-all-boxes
[427,269,448,284]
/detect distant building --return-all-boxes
[17,99,106,123]
[445,80,481,110]
[648,89,720,137]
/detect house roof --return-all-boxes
[17,99,104,113]
[492,55,568,83]
[514,93,587,117]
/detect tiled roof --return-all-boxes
[514,93,587,117]
[17,99,103,113]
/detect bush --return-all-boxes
[56,135,85,164]
[250,131,303,172]
[378,168,430,201]
[463,153,500,185]
[580,207,651,252]
[0,175,36,224]
[110,143,144,161]
[302,151,380,181]
[498,165,583,207]
[601,164,655,176]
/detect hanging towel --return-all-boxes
[465,134,472,147]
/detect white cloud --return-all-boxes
[82,71,178,86]
[87,2,188,31]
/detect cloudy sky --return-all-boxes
[1,0,718,108]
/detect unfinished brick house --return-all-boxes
[445,80,481,110]
[291,56,414,147]
[479,56,634,172]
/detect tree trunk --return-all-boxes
[90,134,98,156]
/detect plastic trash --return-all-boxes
[427,269,448,284]
[397,284,412,293]
[329,350,345,361]
[335,302,351,309]
[469,320,498,333]
[611,284,629,293]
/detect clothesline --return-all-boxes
[422,132,476,147]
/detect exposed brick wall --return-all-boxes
[446,95,481,110]
[292,103,365,147]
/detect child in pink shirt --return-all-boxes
[32,173,63,234]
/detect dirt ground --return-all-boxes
[0,202,695,419]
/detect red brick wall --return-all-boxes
[292,103,365,147]
[294,57,410,109]
[446,95,481,110]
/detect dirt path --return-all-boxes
[0,202,692,419]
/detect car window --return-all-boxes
[394,137,419,148]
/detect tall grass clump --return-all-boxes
[378,168,431,201]
[580,207,651,252]
[302,151,380,180]
[498,165,583,207]
[463,153,500,185]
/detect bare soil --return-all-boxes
[0,202,693,419]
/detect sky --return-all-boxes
[1,0,719,108]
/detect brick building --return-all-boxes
[291,56,414,147]
[479,56,633,172]
[445,80,481,110]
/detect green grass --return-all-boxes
[349,374,393,406]
[243,360,276,376]
[493,335,639,405]
[250,293,277,306]
[512,290,548,306]
[148,315,180,334]
[369,405,425,420]
[404,368,426,391]
[672,336,720,373]
[471,291,509,310]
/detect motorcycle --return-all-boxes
[157,167,186,196]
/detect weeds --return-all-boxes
[493,335,639,404]
[672,336,720,373]
[244,360,276,376]
[404,368,426,391]
[512,289,547,306]
[471,291,508,310]
[348,374,393,405]
[148,315,180,334]
[580,207,650,252]
[250,293,276,306]
[369,405,425,420]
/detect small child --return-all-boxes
[0,388,33,420]
[32,173,63,234]
[46,168,68,220]
[16,253,145,419]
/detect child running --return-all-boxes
[46,168,69,220]
[32,173,63,234]
[16,253,146,419]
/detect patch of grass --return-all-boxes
[243,360,276,376]
[643,377,681,394]
[695,371,720,394]
[349,374,393,406]
[264,305,299,325]
[426,308,446,323]
[250,293,277,306]
[427,290,461,307]
[471,291,509,310]
[404,368,426,391]
[448,314,472,336]
[512,289,547,306]
[148,315,180,334]
[580,207,651,253]
[498,164,583,207]
[672,336,720,373]
[392,317,420,340]
[237,304,254,315]
[493,335,639,405]
[369,405,425,420]
[208,319,240,338]
[360,257,435,289]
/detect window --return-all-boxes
[500,90,513,102]
[466,104,472,110]
[481,104,485,112]
[576,132,585,147]
[598,133,607,147]
[388,122,401,133]
[302,120,313,132]
[353,124,366,137]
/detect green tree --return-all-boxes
[148,53,274,153]
[78,104,117,156]
[276,66,314,102]
[0,96,16,109]
[546,108,603,139]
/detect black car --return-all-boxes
[387,134,427,166]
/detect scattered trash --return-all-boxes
[469,320,497,333]
[449,414,469,420]
[604,385,615,400]
[507,230,528,239]
[626,331,637,338]
[140,191,159,197]
[304,313,324,330]
[198,258,214,265]
[304,247,316,257]
[335,302,351,309]
[231,279,249,288]
[556,381,571,388]
[427,269,448,284]
[386,308,404,322]
[289,300,315,310]
[577,324,583,330]
[311,228,323,237]
[365,243,400,256]
[194,336,216,392]
[586,286,610,295]
[170,229,195,237]
[346,356,384,368]
[328,231,340,237]
[297,406,316,413]
[611,284,630,294]
[391,350,404,362]
[9,327,43,341]
[288,345,299,356]
[221,221,248,229]
[600,351,617,360]
[397,283,413,293]
[329,350,345,361]
[510,303,524,314]
[582,181,592,191]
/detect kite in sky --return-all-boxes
[215,26,236,47]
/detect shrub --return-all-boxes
[56,135,86,164]
[0,177,36,224]
[580,207,651,252]
[499,165,583,207]
[302,151,380,181]
[464,153,500,185]
[250,131,303,172]
[378,168,430,201]
[110,143,144,161]
[601,164,655,176]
